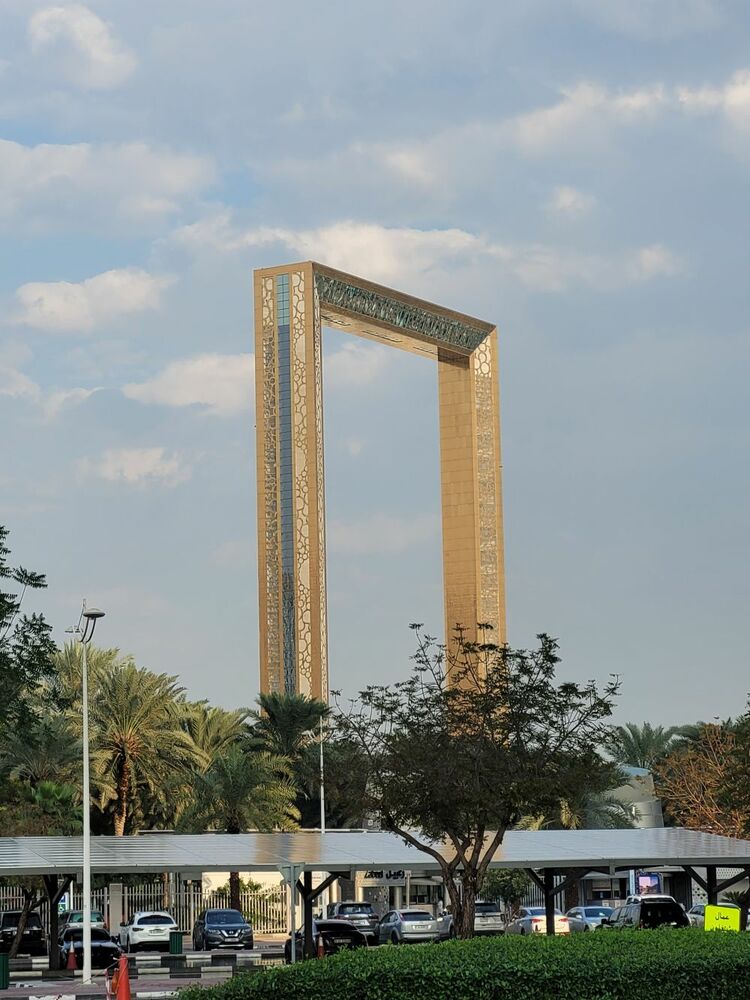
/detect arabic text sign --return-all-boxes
[361,869,409,887]
[705,904,741,932]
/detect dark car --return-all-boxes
[602,898,690,930]
[0,911,47,955]
[284,919,368,963]
[325,901,379,941]
[192,909,253,950]
[59,927,122,970]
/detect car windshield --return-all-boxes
[137,915,174,926]
[338,904,373,915]
[584,908,613,918]
[69,911,104,923]
[207,911,245,925]
[641,902,686,927]
[66,929,111,942]
[1,913,42,929]
[401,911,432,921]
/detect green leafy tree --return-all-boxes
[0,714,79,787]
[179,745,300,910]
[0,526,56,737]
[335,627,619,939]
[482,869,532,915]
[295,738,369,829]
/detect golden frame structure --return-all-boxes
[254,261,505,701]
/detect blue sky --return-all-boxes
[2,0,749,725]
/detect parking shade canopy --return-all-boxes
[1,827,750,878]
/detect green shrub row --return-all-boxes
[179,930,750,1000]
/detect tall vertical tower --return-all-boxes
[254,262,505,700]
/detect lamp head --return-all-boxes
[82,608,105,621]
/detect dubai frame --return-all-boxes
[254,262,505,701]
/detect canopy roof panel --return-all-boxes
[1,829,749,878]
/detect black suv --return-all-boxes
[192,909,253,950]
[603,898,689,930]
[325,902,379,941]
[0,911,47,955]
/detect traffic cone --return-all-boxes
[115,954,131,1000]
[66,946,77,971]
[316,934,325,959]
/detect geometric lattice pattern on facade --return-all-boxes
[254,261,505,701]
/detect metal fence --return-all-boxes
[0,883,288,935]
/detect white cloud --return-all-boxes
[546,185,597,218]
[28,4,137,89]
[325,341,391,387]
[0,366,40,402]
[15,268,174,333]
[124,353,254,417]
[329,513,439,556]
[78,447,192,486]
[677,70,750,128]
[172,213,682,293]
[0,139,214,228]
[41,386,100,420]
[514,82,667,152]
[0,364,101,420]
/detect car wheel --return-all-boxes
[520,927,526,936]
[583,925,590,931]
[449,926,456,940]
[390,932,399,946]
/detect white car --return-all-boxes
[505,906,570,935]
[119,912,177,952]
[438,901,505,939]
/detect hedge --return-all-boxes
[179,930,750,1000]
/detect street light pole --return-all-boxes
[319,715,326,835]
[67,602,105,985]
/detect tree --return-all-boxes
[604,722,693,770]
[0,526,56,737]
[179,745,300,910]
[655,723,744,837]
[0,714,79,787]
[295,738,369,828]
[335,627,619,939]
[482,869,532,915]
[88,661,204,834]
[251,692,328,759]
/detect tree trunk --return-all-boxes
[563,875,579,911]
[456,873,477,939]
[161,872,170,910]
[229,871,241,914]
[114,759,131,836]
[9,892,34,959]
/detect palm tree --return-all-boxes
[182,702,251,759]
[180,745,299,910]
[88,663,204,835]
[49,642,123,707]
[251,692,328,759]
[605,722,694,770]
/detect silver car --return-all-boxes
[565,906,613,931]
[378,909,439,945]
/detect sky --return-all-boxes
[2,0,749,726]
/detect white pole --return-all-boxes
[319,717,325,834]
[82,632,92,984]
[289,867,297,964]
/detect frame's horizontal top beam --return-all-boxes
[255,261,495,357]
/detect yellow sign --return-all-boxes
[705,905,741,932]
